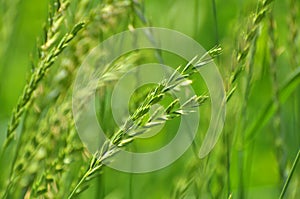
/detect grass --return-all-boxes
[279,149,300,199]
[0,0,299,198]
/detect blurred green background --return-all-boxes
[0,0,299,198]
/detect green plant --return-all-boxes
[0,0,299,198]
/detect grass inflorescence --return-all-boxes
[0,0,299,198]
[68,46,221,198]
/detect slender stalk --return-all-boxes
[229,1,274,198]
[69,95,208,198]
[3,21,85,149]
[0,0,20,72]
[68,48,221,198]
[211,0,219,44]
[287,0,300,151]
[287,0,299,68]
[68,165,103,199]
[0,17,85,198]
[238,23,259,199]
[228,0,274,94]
[194,0,200,38]
[225,128,231,197]
[279,149,300,199]
[268,11,286,184]
[170,1,275,197]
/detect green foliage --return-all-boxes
[0,0,299,198]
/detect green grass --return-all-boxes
[0,0,299,198]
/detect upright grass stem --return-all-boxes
[1,24,85,199]
[0,1,85,196]
[287,0,300,153]
[2,0,298,198]
[194,0,200,39]
[279,149,300,199]
[268,12,286,184]
[228,0,274,93]
[171,1,275,197]
[3,22,85,149]
[211,0,219,44]
[2,0,74,139]
[238,33,258,199]
[0,0,20,68]
[287,0,299,68]
[229,1,274,198]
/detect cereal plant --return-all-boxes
[0,0,299,198]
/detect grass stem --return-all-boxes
[279,149,300,199]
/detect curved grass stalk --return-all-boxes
[68,95,208,199]
[68,47,221,198]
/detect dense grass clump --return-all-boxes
[0,0,299,198]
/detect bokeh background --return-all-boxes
[0,0,299,198]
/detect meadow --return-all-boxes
[0,0,299,198]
